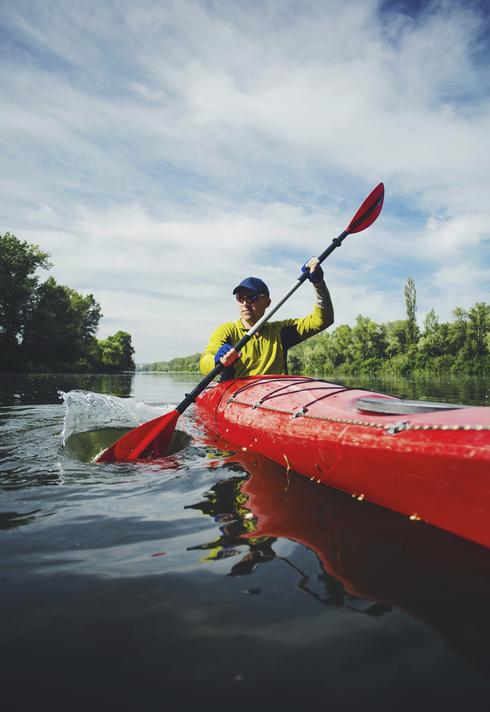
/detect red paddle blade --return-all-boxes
[95,409,180,463]
[346,182,384,234]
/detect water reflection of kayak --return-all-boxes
[195,375,490,549]
[212,449,490,673]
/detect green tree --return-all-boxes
[1,231,135,373]
[404,276,419,346]
[447,307,468,357]
[351,316,388,366]
[0,232,51,370]
[384,320,407,357]
[98,331,135,371]
[22,277,102,371]
[466,303,490,358]
[287,348,303,375]
[418,309,446,358]
[324,324,354,368]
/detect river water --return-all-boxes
[1,371,489,711]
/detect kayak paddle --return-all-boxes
[96,182,384,463]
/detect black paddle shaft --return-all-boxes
[176,362,226,413]
[176,229,350,414]
[317,230,349,263]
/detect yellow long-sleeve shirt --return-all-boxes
[200,283,333,378]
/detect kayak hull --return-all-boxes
[195,375,490,549]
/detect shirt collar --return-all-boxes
[235,318,249,332]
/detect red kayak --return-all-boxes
[195,375,490,549]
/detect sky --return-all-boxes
[1,0,490,364]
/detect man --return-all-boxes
[199,257,334,379]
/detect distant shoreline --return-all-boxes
[135,370,199,374]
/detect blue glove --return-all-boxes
[301,259,324,284]
[215,343,234,365]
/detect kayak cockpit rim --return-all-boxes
[356,397,469,416]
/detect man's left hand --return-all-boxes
[302,257,324,284]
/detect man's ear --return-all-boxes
[266,298,271,308]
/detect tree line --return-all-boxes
[1,232,135,373]
[289,278,490,376]
[139,277,489,376]
[140,354,200,372]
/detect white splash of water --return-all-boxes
[59,390,170,445]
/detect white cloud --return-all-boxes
[1,0,489,361]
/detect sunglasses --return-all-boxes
[235,292,265,304]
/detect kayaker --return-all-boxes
[199,257,334,379]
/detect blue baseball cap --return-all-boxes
[232,277,270,297]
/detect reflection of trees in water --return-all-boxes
[0,373,133,405]
[186,473,391,615]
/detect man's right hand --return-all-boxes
[214,344,241,367]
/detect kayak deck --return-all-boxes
[196,375,490,549]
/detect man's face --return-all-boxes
[235,290,271,324]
